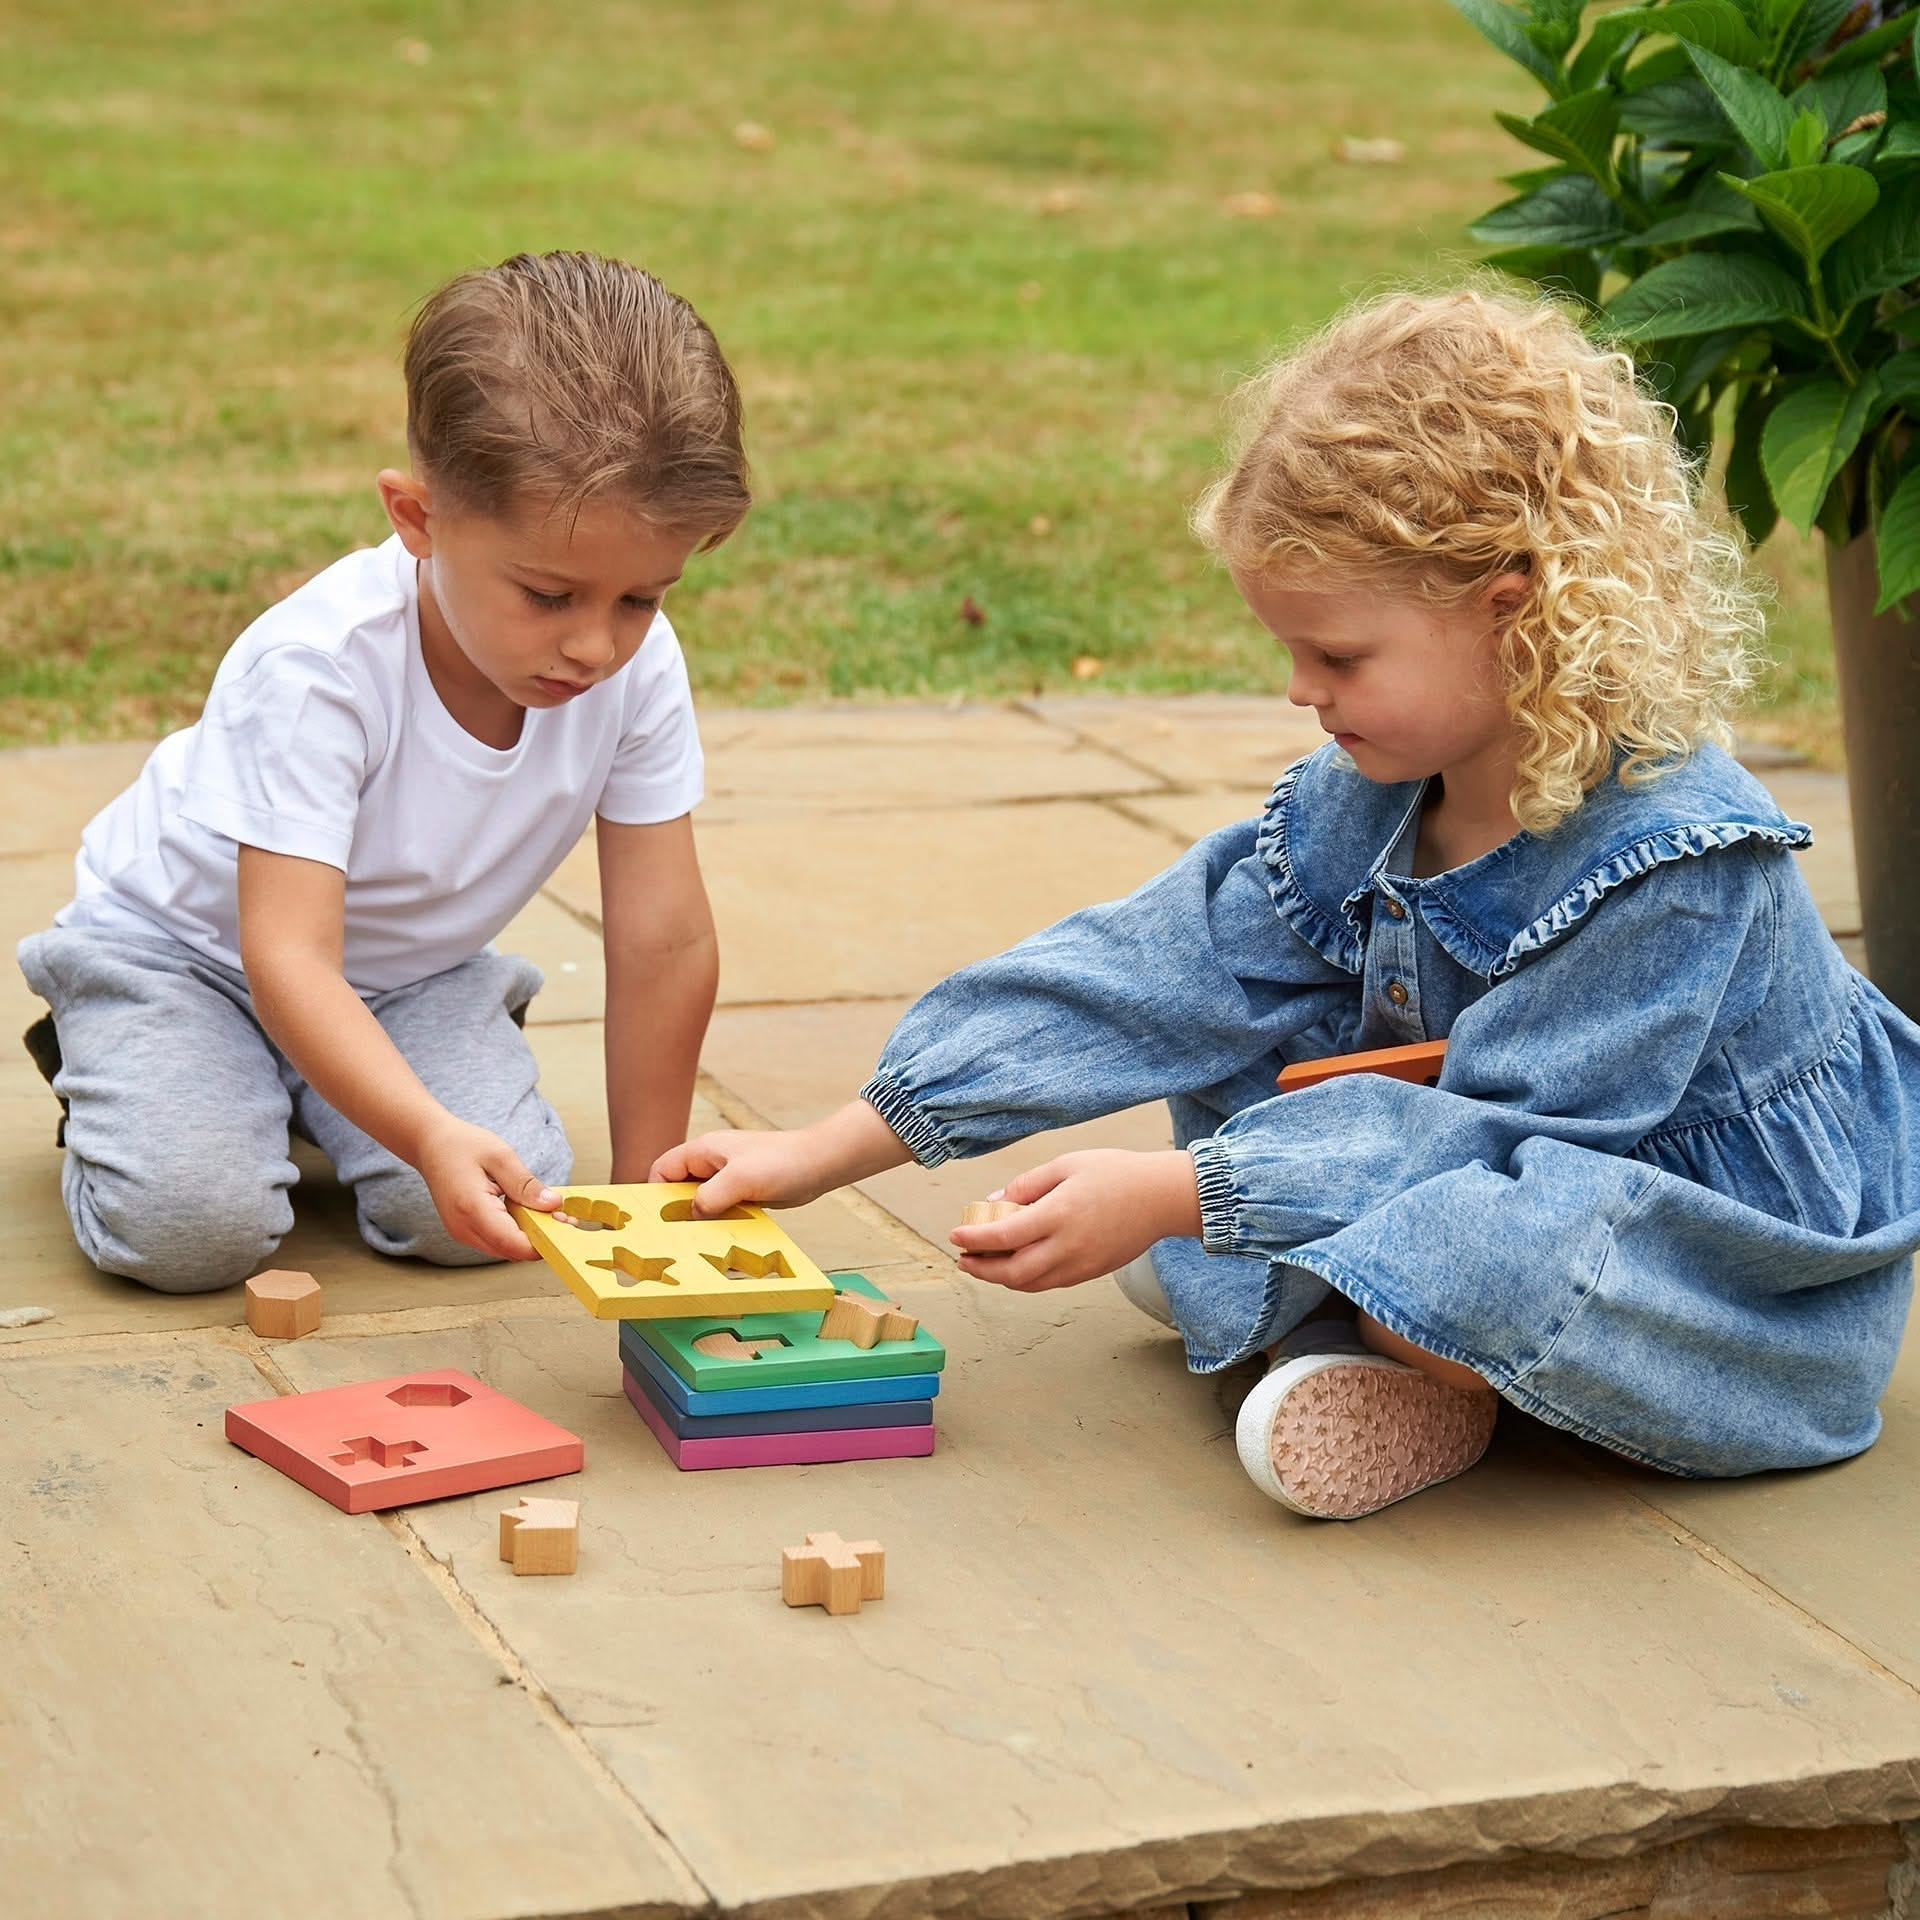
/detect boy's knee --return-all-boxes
[69,1166,289,1295]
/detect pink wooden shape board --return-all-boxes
[225,1368,583,1514]
[622,1368,936,1471]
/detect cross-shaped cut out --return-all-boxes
[817,1289,919,1350]
[780,1531,885,1615]
[588,1247,680,1288]
[704,1245,794,1282]
[691,1329,792,1362]
[330,1434,425,1470]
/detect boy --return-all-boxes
[19,250,749,1292]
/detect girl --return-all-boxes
[655,287,1920,1520]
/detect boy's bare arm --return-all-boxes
[235,845,554,1259]
[597,815,719,1180]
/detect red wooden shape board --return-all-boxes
[225,1368,583,1514]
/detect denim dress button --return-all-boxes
[1386,980,1409,1006]
[1384,898,1407,920]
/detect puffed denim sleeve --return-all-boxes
[1189,841,1778,1256]
[860,821,1356,1164]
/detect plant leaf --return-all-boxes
[1497,86,1622,184]
[1603,250,1808,337]
[1688,43,1797,167]
[1448,0,1569,95]
[1570,12,1643,91]
[1879,116,1920,166]
[1524,0,1588,61]
[1618,176,1764,247]
[1724,383,1781,544]
[1788,0,1855,68]
[1645,327,1749,405]
[1484,245,1604,303]
[1879,348,1920,407]
[1471,172,1630,248]
[1607,2,1764,63]
[1719,162,1879,267]
[1785,106,1827,166]
[1618,73,1737,145]
[1792,63,1886,140]
[1872,463,1920,611]
[1760,373,1882,532]
[1826,175,1920,309]
[1820,11,1917,73]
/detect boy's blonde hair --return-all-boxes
[404,251,750,545]
[1193,286,1762,833]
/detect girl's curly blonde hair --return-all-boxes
[1193,285,1764,832]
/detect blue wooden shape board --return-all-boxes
[618,1320,942,1417]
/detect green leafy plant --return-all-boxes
[1454,0,1920,610]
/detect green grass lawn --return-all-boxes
[0,0,1839,756]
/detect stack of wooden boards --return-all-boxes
[514,1184,944,1471]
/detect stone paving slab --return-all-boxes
[259,1299,1920,1919]
[0,1336,701,1920]
[697,703,1162,818]
[546,802,1190,1007]
[2,701,1912,1920]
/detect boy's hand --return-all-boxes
[648,1128,835,1215]
[416,1116,563,1261]
[948,1148,1201,1293]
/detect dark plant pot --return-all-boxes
[1825,533,1920,1019]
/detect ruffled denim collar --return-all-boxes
[1255,742,1813,981]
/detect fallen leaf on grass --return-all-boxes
[1071,655,1104,679]
[960,596,987,626]
[734,121,776,151]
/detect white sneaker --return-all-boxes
[1112,1253,1176,1328]
[1236,1350,1497,1520]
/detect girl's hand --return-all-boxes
[948,1148,1202,1293]
[650,1099,914,1217]
[648,1127,838,1215]
[416,1116,561,1261]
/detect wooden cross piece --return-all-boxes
[781,1531,885,1615]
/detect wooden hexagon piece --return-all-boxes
[244,1270,322,1340]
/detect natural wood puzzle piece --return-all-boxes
[960,1200,1023,1226]
[817,1288,919,1350]
[1277,1037,1449,1093]
[780,1531,886,1614]
[510,1182,837,1320]
[225,1368,582,1514]
[244,1270,321,1340]
[499,1497,579,1575]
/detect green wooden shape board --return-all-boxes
[510,1182,838,1321]
[633,1272,947,1389]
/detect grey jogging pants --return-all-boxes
[17,925,572,1294]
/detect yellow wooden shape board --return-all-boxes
[510,1182,839,1320]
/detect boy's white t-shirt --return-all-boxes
[58,536,704,993]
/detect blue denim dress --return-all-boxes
[862,743,1920,1478]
